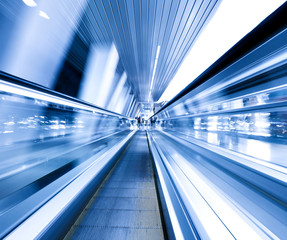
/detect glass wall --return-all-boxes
[154,25,287,164]
[0,74,132,236]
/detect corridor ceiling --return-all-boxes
[78,0,220,102]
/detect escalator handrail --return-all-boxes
[0,71,130,119]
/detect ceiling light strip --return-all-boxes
[149,45,161,100]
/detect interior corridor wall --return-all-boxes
[0,0,88,89]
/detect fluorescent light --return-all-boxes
[155,45,161,59]
[149,45,161,100]
[39,11,50,20]
[22,0,37,7]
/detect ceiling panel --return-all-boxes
[78,0,220,102]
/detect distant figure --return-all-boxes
[137,116,141,126]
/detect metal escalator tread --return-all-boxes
[71,131,164,240]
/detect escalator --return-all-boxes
[67,130,165,240]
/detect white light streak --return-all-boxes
[22,0,37,7]
[0,80,118,117]
[39,11,50,20]
[149,45,161,100]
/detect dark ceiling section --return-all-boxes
[54,33,90,97]
[77,0,220,102]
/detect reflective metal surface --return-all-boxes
[71,131,164,240]
[148,130,287,239]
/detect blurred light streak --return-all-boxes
[22,0,37,7]
[39,11,50,20]
[0,80,118,116]
[246,139,271,161]
[169,151,266,239]
[149,45,161,101]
